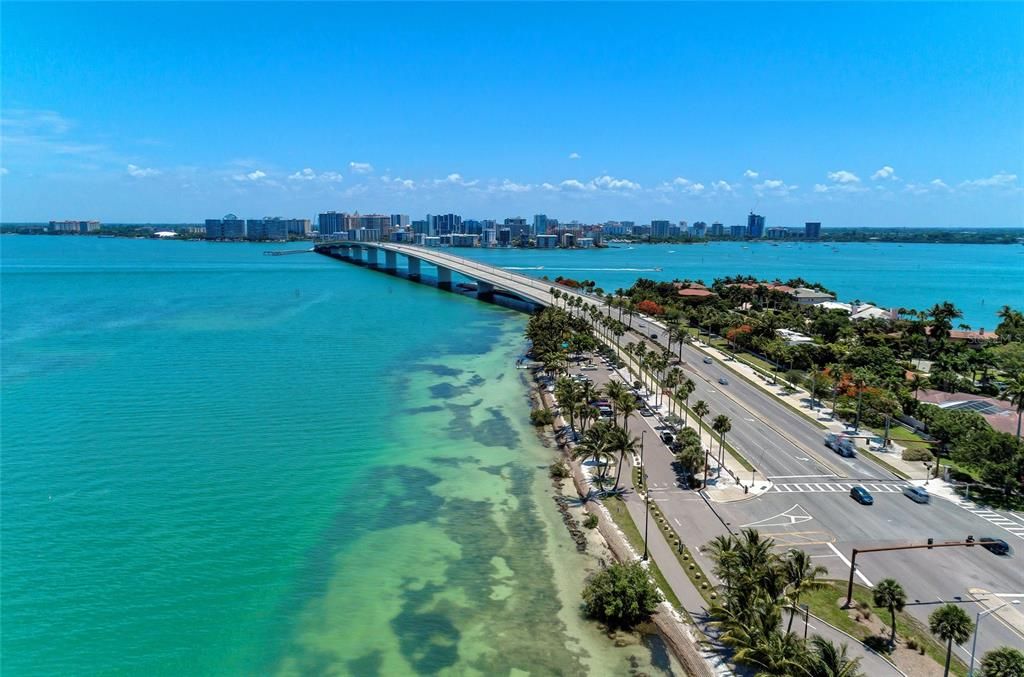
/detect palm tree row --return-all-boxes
[707,529,861,676]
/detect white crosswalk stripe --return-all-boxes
[963,506,1024,541]
[771,482,908,494]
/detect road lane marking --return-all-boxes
[741,504,813,528]
[768,474,835,479]
[828,542,872,587]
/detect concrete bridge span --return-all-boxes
[314,241,588,310]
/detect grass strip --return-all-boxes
[858,448,911,480]
[600,496,684,612]
[803,582,968,677]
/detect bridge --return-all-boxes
[314,240,582,308]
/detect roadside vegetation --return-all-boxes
[605,278,1023,502]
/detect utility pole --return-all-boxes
[641,430,649,561]
[969,602,1016,676]
[845,540,986,607]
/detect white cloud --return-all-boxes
[814,184,829,193]
[684,182,705,195]
[711,180,734,193]
[743,169,759,179]
[827,170,860,184]
[289,168,343,183]
[871,165,897,181]
[959,172,1019,190]
[349,161,373,174]
[560,178,592,192]
[593,175,640,191]
[289,168,316,181]
[540,182,559,191]
[127,164,160,177]
[1,167,10,175]
[568,152,581,160]
[232,169,267,182]
[930,178,951,190]
[754,178,798,196]
[436,172,479,187]
[495,179,532,193]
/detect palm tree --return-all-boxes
[664,367,682,417]
[783,549,828,633]
[807,636,863,677]
[603,380,630,426]
[712,414,732,478]
[872,578,907,649]
[979,646,1024,677]
[613,389,637,434]
[1005,373,1024,440]
[929,603,973,677]
[693,400,710,450]
[609,424,640,493]
[573,423,616,494]
[677,378,695,425]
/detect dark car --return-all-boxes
[850,486,874,505]
[660,432,675,444]
[639,408,655,417]
[650,333,658,340]
[979,537,1011,555]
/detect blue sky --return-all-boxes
[2,2,1022,226]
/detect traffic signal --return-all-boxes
[966,535,975,546]
[927,538,934,549]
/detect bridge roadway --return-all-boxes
[316,240,894,482]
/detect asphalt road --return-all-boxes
[563,357,1023,662]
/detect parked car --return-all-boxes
[902,485,930,504]
[850,486,874,505]
[718,377,729,386]
[639,408,655,417]
[650,333,659,340]
[978,537,1011,555]
[660,432,674,444]
[703,357,713,364]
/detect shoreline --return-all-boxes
[523,362,715,677]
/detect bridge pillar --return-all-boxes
[384,250,398,272]
[407,256,422,279]
[477,280,495,299]
[348,246,361,263]
[437,265,453,289]
[366,247,379,267]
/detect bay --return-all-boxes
[1,236,677,676]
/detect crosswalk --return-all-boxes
[963,506,1024,541]
[772,482,909,494]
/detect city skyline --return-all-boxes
[2,2,1023,226]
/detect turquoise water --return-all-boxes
[456,241,1024,329]
[1,237,678,675]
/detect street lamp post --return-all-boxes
[802,604,810,639]
[641,431,649,561]
[924,462,932,485]
[969,602,1012,676]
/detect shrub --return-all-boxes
[531,408,555,426]
[979,646,1024,676]
[902,447,934,462]
[906,638,918,651]
[583,513,599,529]
[549,462,570,479]
[581,562,662,630]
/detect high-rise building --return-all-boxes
[729,225,747,239]
[805,222,822,239]
[766,226,788,239]
[412,219,432,236]
[482,228,497,247]
[497,228,512,246]
[390,214,410,228]
[246,217,290,240]
[536,234,558,248]
[747,212,765,238]
[504,217,529,240]
[205,213,246,239]
[49,220,101,233]
[691,221,708,238]
[318,212,346,236]
[463,219,482,235]
[710,222,725,236]
[431,213,462,236]
[533,214,548,236]
[651,220,671,239]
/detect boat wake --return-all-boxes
[547,267,664,272]
[502,266,545,270]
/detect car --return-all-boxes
[650,333,658,340]
[703,357,713,364]
[978,537,1011,555]
[902,485,930,503]
[850,486,874,505]
[639,408,655,417]
[660,432,674,444]
[718,377,729,386]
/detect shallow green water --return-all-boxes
[1,237,678,676]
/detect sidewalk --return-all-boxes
[608,358,772,503]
